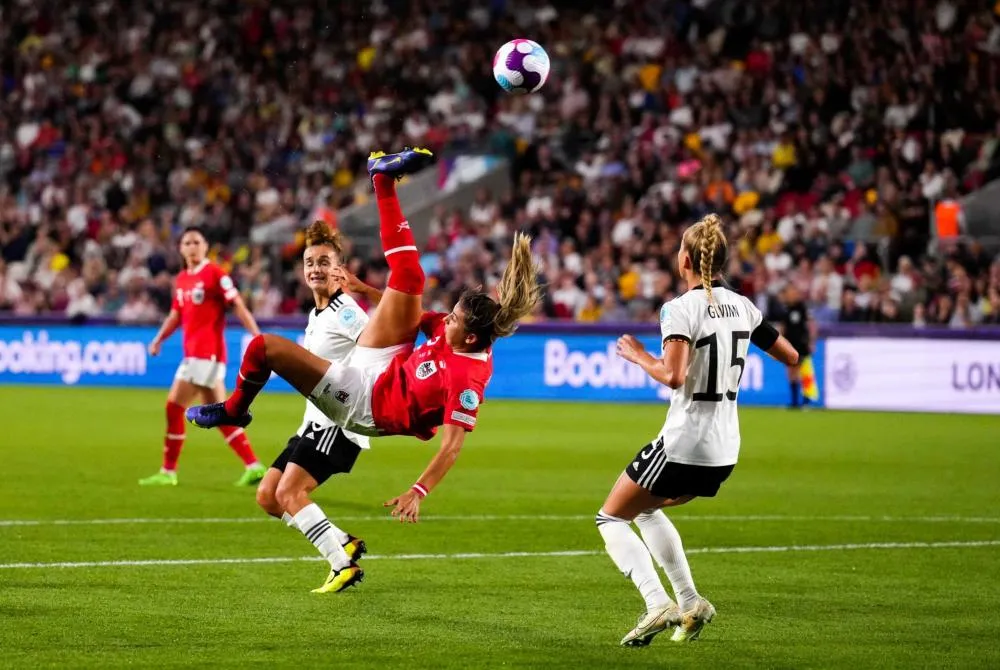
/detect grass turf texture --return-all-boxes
[1,386,998,669]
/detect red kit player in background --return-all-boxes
[139,226,267,487]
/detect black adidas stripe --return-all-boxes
[305,519,332,543]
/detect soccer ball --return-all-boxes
[492,39,551,94]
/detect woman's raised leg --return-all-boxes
[358,149,434,349]
[186,334,332,427]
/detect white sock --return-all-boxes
[293,503,351,570]
[596,510,671,611]
[280,511,296,528]
[635,510,699,610]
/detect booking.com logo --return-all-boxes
[0,331,147,384]
[543,338,764,398]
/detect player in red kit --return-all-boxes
[139,226,267,487]
[187,148,541,593]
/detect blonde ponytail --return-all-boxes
[457,233,542,350]
[683,213,727,303]
[492,232,542,338]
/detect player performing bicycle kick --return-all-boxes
[186,148,542,593]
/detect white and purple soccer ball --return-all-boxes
[492,39,551,94]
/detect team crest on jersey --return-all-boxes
[459,389,479,410]
[416,361,438,380]
[191,283,205,305]
[340,307,358,326]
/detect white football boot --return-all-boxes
[671,597,716,642]
[620,603,683,647]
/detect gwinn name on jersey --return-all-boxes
[656,280,767,468]
[297,290,370,449]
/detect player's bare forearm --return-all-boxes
[416,425,466,492]
[231,297,261,337]
[768,336,800,367]
[636,350,684,389]
[153,310,181,344]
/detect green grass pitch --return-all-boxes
[1,386,998,669]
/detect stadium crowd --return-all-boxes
[2,0,1000,328]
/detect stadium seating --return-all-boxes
[1,0,999,327]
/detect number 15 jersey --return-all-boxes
[657,280,763,467]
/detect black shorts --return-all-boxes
[270,422,362,485]
[625,440,735,499]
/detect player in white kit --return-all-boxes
[255,221,383,593]
[597,214,800,647]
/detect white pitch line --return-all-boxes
[1,540,998,571]
[2,514,1000,528]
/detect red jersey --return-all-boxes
[171,260,239,361]
[371,312,493,440]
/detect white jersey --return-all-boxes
[656,282,763,466]
[298,290,370,449]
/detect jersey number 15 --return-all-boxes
[692,331,749,402]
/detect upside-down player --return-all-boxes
[186,148,542,593]
[600,214,799,646]
[140,226,267,487]
[255,221,382,589]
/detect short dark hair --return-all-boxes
[180,226,207,241]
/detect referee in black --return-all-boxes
[777,283,814,408]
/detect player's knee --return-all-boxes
[256,481,281,516]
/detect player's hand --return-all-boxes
[616,334,646,364]
[331,266,363,293]
[384,490,422,524]
[148,340,161,356]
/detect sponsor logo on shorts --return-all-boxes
[416,360,438,380]
[335,390,350,404]
[459,389,479,410]
[451,410,476,426]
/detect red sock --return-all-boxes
[163,401,186,471]
[374,174,425,295]
[218,426,258,466]
[224,334,270,416]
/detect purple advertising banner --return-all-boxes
[824,337,1000,414]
